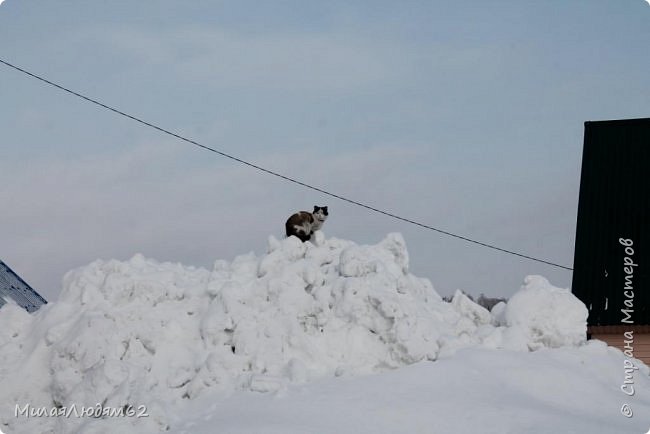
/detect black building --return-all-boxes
[571,118,649,363]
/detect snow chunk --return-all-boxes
[451,290,492,326]
[490,301,507,326]
[504,275,588,350]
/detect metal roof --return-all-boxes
[0,260,47,313]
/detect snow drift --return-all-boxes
[0,232,589,433]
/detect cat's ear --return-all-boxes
[323,206,328,214]
[313,206,320,212]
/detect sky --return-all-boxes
[0,0,649,302]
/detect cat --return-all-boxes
[285,206,329,242]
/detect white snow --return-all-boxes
[504,275,589,350]
[0,232,647,434]
[176,343,650,434]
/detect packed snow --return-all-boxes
[176,343,650,434]
[0,232,648,433]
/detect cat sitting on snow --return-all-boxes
[285,206,328,242]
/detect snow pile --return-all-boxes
[503,275,588,349]
[0,232,588,433]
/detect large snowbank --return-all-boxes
[0,232,590,433]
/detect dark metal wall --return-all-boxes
[572,118,649,326]
[0,260,47,313]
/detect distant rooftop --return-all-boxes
[0,260,47,313]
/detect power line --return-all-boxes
[0,57,573,271]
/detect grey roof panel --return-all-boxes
[0,261,47,313]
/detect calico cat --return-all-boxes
[285,206,329,242]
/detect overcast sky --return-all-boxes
[1,0,649,302]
